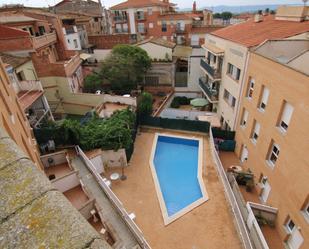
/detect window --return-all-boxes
[149,22,154,28]
[136,11,144,20]
[251,120,260,143]
[286,219,295,233]
[73,39,78,48]
[137,23,145,33]
[278,101,294,132]
[240,109,249,127]
[162,21,167,32]
[94,17,99,22]
[258,86,269,111]
[67,39,70,43]
[246,78,255,99]
[38,26,45,35]
[223,89,236,108]
[267,141,280,166]
[227,63,241,81]
[148,8,153,15]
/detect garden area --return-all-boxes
[34,109,137,160]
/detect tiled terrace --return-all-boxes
[219,152,284,249]
[106,128,243,249]
[63,185,89,210]
[44,162,72,180]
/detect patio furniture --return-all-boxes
[110,173,120,181]
[129,213,136,220]
[190,98,209,107]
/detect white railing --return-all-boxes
[160,108,215,120]
[75,146,151,249]
[209,128,254,249]
[18,80,43,92]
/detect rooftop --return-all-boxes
[0,53,30,68]
[0,128,111,249]
[110,0,175,10]
[254,39,309,75]
[0,25,29,39]
[0,14,37,24]
[136,37,176,49]
[211,15,309,48]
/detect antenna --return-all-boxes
[303,0,308,6]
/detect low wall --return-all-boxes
[160,108,214,121]
[40,150,67,167]
[102,148,127,168]
[52,171,80,193]
[103,94,137,107]
[90,155,104,174]
[79,199,96,220]
[93,49,112,61]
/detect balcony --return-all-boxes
[51,54,81,77]
[113,16,128,23]
[199,77,219,103]
[176,27,186,34]
[136,13,146,21]
[32,32,57,50]
[200,58,221,80]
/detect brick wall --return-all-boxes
[0,36,33,52]
[88,34,133,49]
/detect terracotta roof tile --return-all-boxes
[0,25,30,39]
[211,15,309,48]
[110,0,174,10]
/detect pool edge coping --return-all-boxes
[149,132,209,226]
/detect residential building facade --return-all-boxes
[0,57,43,169]
[235,39,309,249]
[200,6,309,130]
[110,0,218,46]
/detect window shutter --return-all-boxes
[281,102,294,126]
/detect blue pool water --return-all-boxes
[153,135,203,216]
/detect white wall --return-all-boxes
[137,43,173,61]
[103,94,137,107]
[93,49,112,62]
[65,33,82,51]
[187,55,205,92]
[52,171,80,193]
[160,108,213,120]
[102,148,127,168]
[41,151,67,168]
[128,8,136,34]
[90,155,104,174]
[205,34,249,130]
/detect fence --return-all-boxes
[75,146,151,249]
[209,128,254,249]
[140,116,210,133]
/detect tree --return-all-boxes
[221,12,233,20]
[138,92,153,117]
[100,45,151,94]
[213,13,221,19]
[83,73,102,93]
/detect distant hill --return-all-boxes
[179,4,301,14]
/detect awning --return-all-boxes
[80,53,92,60]
[173,45,192,58]
[202,41,224,55]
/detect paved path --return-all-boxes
[71,156,139,249]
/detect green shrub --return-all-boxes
[138,92,153,117]
[170,98,180,108]
[171,96,191,108]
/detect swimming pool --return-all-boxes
[150,133,208,225]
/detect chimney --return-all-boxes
[254,14,263,23]
[193,1,197,13]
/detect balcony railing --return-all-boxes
[18,80,43,92]
[138,28,147,34]
[199,77,219,103]
[32,32,57,50]
[64,54,82,77]
[113,16,128,23]
[200,58,221,79]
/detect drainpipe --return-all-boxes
[233,49,250,131]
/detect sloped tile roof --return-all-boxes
[211,15,309,48]
[0,25,30,39]
[110,0,174,10]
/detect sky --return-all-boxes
[0,0,303,9]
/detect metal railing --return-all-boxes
[209,128,254,249]
[75,146,151,249]
[199,77,219,102]
[200,58,221,79]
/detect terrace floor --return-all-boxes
[44,162,72,180]
[219,152,284,249]
[17,90,43,110]
[63,185,89,210]
[107,128,243,249]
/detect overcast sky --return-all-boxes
[0,0,302,9]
